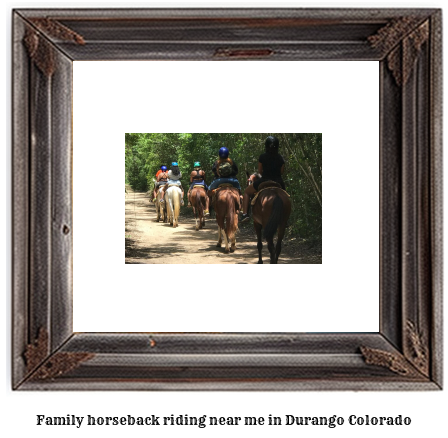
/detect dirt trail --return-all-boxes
[125,188,321,264]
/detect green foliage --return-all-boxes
[125,133,322,240]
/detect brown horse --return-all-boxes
[190,186,207,230]
[213,186,240,253]
[249,176,291,264]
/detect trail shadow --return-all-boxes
[126,243,187,262]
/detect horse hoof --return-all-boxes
[230,247,235,253]
[225,248,230,254]
[216,243,221,247]
[257,260,263,264]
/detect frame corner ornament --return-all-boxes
[24,327,50,374]
[405,320,429,377]
[24,328,94,381]
[360,346,425,380]
[368,17,429,86]
[23,17,85,77]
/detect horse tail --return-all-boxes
[215,193,225,229]
[263,194,283,240]
[173,187,180,219]
[195,188,204,218]
[226,191,238,241]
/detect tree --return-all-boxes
[125,133,322,240]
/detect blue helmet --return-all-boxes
[161,165,167,171]
[219,147,229,159]
[171,161,178,166]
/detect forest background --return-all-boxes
[125,133,322,241]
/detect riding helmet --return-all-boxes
[194,161,201,167]
[171,162,178,166]
[219,147,229,159]
[161,165,167,171]
[265,136,279,150]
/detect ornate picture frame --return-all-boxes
[12,8,442,390]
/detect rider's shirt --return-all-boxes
[168,170,182,181]
[258,153,285,179]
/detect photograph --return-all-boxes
[125,133,322,264]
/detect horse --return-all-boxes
[165,184,182,228]
[155,187,167,223]
[212,185,240,253]
[190,185,207,230]
[249,175,291,264]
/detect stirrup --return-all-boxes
[241,213,250,223]
[160,198,165,203]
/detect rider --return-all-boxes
[152,165,169,202]
[208,147,241,197]
[241,136,286,222]
[159,162,185,205]
[187,161,210,216]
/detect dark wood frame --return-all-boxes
[12,8,442,390]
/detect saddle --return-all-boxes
[258,181,281,190]
[251,183,290,206]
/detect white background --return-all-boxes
[73,60,379,333]
[3,1,446,438]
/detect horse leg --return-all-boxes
[223,227,230,253]
[230,213,237,253]
[193,207,199,231]
[202,197,206,227]
[274,226,285,263]
[217,226,222,247]
[267,236,276,264]
[255,222,263,264]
